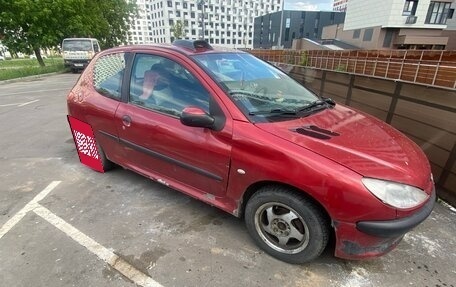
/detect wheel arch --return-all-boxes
[238,181,332,225]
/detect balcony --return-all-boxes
[405,15,417,24]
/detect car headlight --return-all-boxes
[362,178,429,209]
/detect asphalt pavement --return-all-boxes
[0,73,455,287]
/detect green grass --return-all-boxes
[0,57,67,81]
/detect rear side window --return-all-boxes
[93,53,125,99]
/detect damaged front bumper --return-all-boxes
[334,189,435,259]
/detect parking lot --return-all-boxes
[1,73,455,287]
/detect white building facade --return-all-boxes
[127,0,282,48]
[344,0,452,30]
[323,0,455,49]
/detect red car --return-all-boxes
[67,40,435,263]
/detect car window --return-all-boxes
[129,54,210,116]
[93,53,125,100]
[93,41,100,53]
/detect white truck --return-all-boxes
[62,38,100,72]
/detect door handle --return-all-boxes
[122,115,132,127]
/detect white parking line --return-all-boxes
[0,180,164,287]
[18,99,40,107]
[0,181,61,239]
[0,99,39,108]
[34,205,163,287]
[1,88,69,96]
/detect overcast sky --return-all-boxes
[284,0,334,11]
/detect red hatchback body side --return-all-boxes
[67,44,435,260]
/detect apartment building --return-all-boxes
[333,0,348,12]
[323,0,456,49]
[127,0,282,48]
[253,10,345,49]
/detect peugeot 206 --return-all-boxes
[67,40,435,263]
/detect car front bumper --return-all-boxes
[334,188,435,260]
[64,60,90,69]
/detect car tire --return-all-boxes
[245,186,330,264]
[97,143,114,171]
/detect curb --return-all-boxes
[0,71,69,85]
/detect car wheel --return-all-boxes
[97,143,114,171]
[245,186,330,264]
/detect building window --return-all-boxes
[353,29,360,39]
[383,30,394,48]
[167,1,172,7]
[426,1,451,24]
[448,8,454,19]
[403,0,418,16]
[363,28,373,41]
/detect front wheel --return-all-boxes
[245,186,330,264]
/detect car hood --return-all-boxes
[256,105,431,190]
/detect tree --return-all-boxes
[171,20,185,40]
[0,0,137,66]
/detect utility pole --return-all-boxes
[277,0,285,48]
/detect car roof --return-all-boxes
[103,40,246,57]
[63,38,98,41]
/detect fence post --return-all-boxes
[432,50,444,86]
[354,51,359,74]
[373,52,379,77]
[438,143,456,188]
[385,50,392,78]
[345,74,355,105]
[320,70,327,96]
[385,81,402,124]
[399,50,407,81]
[413,51,424,83]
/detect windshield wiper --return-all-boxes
[296,98,336,113]
[249,108,297,116]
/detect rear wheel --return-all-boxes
[245,186,330,264]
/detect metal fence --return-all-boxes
[249,49,456,89]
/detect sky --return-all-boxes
[284,0,334,11]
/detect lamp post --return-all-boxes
[197,0,205,40]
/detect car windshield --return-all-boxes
[63,40,92,52]
[192,53,319,120]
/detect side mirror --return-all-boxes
[180,107,215,128]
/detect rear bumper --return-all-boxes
[334,188,435,260]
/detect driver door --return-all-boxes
[115,52,232,197]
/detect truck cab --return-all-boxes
[62,38,100,72]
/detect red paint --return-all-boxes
[67,43,434,260]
